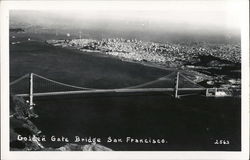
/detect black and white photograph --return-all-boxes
[1,0,249,159]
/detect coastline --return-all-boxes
[9,38,241,151]
[48,42,213,83]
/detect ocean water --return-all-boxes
[10,35,241,151]
[32,94,241,151]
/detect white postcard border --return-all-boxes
[1,1,249,160]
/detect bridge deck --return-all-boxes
[15,88,209,97]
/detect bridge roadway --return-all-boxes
[15,87,209,97]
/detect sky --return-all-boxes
[10,0,242,40]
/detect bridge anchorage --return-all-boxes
[10,72,231,107]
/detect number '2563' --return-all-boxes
[214,139,230,145]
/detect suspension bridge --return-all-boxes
[10,71,229,107]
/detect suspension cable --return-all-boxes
[33,72,176,90]
[33,73,94,90]
[179,73,205,88]
[125,72,176,89]
[10,74,29,86]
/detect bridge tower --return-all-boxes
[174,72,180,98]
[205,88,209,96]
[29,73,34,107]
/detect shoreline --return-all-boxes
[9,39,241,151]
[50,43,177,72]
[49,42,213,82]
